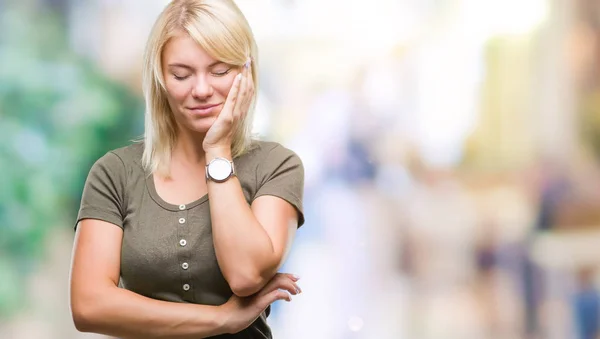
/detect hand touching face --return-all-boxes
[161,31,240,135]
[202,57,254,153]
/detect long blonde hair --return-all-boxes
[141,0,258,177]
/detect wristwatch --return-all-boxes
[205,157,236,183]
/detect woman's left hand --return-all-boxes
[203,59,254,154]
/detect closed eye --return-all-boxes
[173,74,190,81]
[212,68,232,77]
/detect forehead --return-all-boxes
[162,33,216,67]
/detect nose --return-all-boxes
[191,75,214,99]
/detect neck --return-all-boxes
[172,127,206,166]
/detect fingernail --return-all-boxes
[296,288,301,294]
[244,59,251,68]
[292,274,300,281]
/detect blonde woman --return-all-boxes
[69,1,304,338]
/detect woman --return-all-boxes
[69,0,304,338]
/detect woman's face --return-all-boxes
[161,32,239,134]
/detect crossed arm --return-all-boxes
[70,216,299,338]
[206,151,300,296]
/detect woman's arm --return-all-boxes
[70,219,298,338]
[206,149,299,297]
[202,63,302,298]
[70,219,227,339]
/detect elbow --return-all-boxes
[71,294,103,333]
[229,273,266,297]
[71,303,96,333]
[227,258,281,297]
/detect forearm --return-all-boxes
[73,285,227,339]
[206,151,279,295]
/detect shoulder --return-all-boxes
[88,142,144,178]
[240,140,304,185]
[239,140,302,164]
[105,142,144,167]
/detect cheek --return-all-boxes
[213,74,238,97]
[165,79,191,102]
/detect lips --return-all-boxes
[187,103,222,115]
[188,103,220,110]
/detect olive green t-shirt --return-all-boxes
[75,140,305,339]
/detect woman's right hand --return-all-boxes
[220,273,301,334]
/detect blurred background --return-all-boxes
[2,0,600,338]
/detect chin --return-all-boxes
[187,118,216,134]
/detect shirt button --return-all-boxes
[183,284,190,291]
[179,204,186,210]
[181,262,189,270]
[179,239,187,247]
[179,218,186,224]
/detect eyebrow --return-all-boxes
[167,61,226,69]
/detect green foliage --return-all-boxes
[0,3,143,318]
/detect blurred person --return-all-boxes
[572,267,600,339]
[522,160,571,338]
[473,220,516,338]
[68,1,305,338]
[474,221,500,336]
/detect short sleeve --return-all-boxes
[254,144,305,227]
[75,151,127,230]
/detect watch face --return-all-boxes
[208,158,232,181]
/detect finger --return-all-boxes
[240,59,254,115]
[273,272,300,282]
[258,275,301,297]
[233,63,249,118]
[242,63,254,117]
[276,273,300,283]
[221,73,242,119]
[263,289,292,307]
[284,274,301,293]
[255,276,280,297]
[256,273,287,297]
[242,61,252,108]
[252,289,290,313]
[275,280,301,295]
